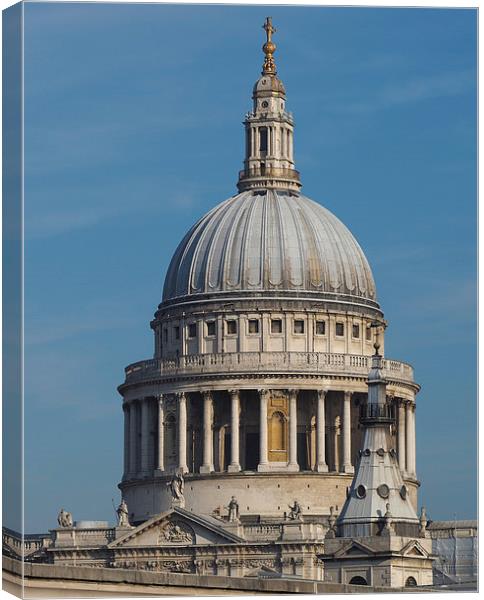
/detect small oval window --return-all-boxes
[356,484,367,499]
[377,484,390,499]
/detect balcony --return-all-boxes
[359,403,396,425]
[123,351,415,387]
[238,166,300,183]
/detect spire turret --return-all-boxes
[335,326,420,538]
[237,18,301,193]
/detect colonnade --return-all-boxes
[247,124,294,163]
[122,389,416,481]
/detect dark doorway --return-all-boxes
[297,432,309,470]
[349,576,368,586]
[245,432,259,470]
[223,432,231,471]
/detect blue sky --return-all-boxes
[21,3,476,532]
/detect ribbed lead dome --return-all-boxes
[162,190,377,305]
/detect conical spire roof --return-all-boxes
[337,349,419,538]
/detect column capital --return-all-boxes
[343,390,353,399]
[286,388,298,399]
[227,389,240,399]
[201,390,213,401]
[176,391,186,402]
[317,388,329,399]
[258,388,270,400]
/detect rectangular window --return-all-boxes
[336,322,345,337]
[206,321,216,337]
[366,326,372,341]
[163,329,168,343]
[352,324,360,338]
[174,326,180,340]
[294,319,305,334]
[226,320,237,335]
[259,127,268,153]
[188,323,197,338]
[315,320,326,335]
[271,319,283,334]
[248,319,260,334]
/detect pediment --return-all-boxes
[401,539,430,558]
[109,508,244,548]
[334,540,375,559]
[246,566,280,578]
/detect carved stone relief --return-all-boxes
[158,521,195,545]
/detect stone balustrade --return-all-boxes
[2,529,49,559]
[124,351,415,386]
[242,523,282,542]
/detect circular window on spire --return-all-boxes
[356,485,367,499]
[377,484,390,499]
[376,448,385,457]
[400,485,408,500]
[262,101,269,108]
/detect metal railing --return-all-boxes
[123,351,414,385]
[359,403,395,424]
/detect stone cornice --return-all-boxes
[119,371,420,396]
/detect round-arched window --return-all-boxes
[405,576,417,587]
[349,576,368,586]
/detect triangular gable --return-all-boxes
[108,507,244,549]
[334,539,375,559]
[400,539,430,558]
[246,566,281,578]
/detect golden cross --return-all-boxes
[263,17,276,44]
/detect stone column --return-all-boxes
[200,391,214,473]
[123,403,130,479]
[155,395,164,474]
[333,417,340,472]
[177,392,188,473]
[406,402,416,477]
[129,401,137,477]
[288,389,299,471]
[342,391,354,474]
[140,398,150,476]
[316,390,328,472]
[257,389,269,472]
[405,401,413,477]
[398,400,406,474]
[228,390,241,472]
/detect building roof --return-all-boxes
[162,190,377,306]
[428,520,477,530]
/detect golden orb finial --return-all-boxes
[262,17,277,75]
